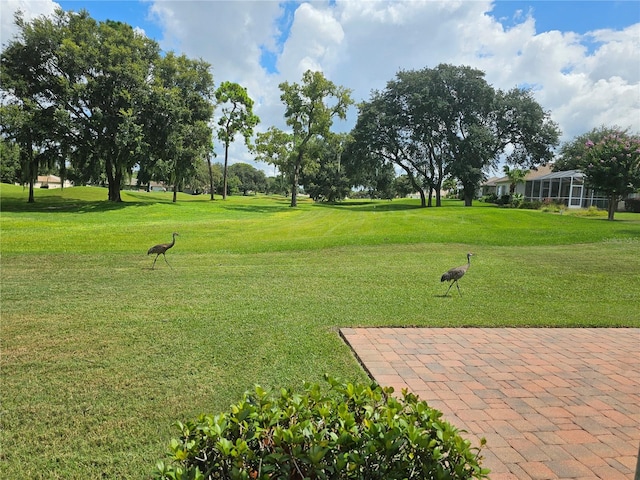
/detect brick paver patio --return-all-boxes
[340,328,639,479]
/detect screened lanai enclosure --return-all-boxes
[524,170,610,208]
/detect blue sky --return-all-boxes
[57,0,163,39]
[56,1,640,35]
[56,1,640,73]
[491,1,639,33]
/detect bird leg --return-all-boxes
[444,281,455,296]
[151,254,160,270]
[162,253,173,269]
[456,281,462,297]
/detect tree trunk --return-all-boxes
[25,142,35,203]
[28,178,35,203]
[208,155,215,200]
[222,143,229,200]
[419,189,427,208]
[59,159,67,190]
[106,161,113,200]
[464,186,474,206]
[28,158,36,203]
[173,184,178,203]
[109,173,123,202]
[290,155,301,207]
[607,194,617,221]
[436,164,443,207]
[105,161,123,202]
[109,182,122,201]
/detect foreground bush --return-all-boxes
[154,376,488,480]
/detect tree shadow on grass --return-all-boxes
[219,197,297,214]
[0,186,189,213]
[221,204,294,214]
[312,201,423,212]
[0,197,158,214]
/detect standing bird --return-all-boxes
[441,253,474,297]
[147,232,179,270]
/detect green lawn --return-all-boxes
[2,184,639,479]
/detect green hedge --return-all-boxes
[624,198,640,213]
[154,376,489,480]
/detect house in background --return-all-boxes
[148,182,168,192]
[524,169,611,209]
[34,175,73,189]
[481,165,618,209]
[479,176,501,197]
[480,165,553,198]
[123,178,167,192]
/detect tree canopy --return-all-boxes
[555,125,615,171]
[227,162,267,195]
[301,133,351,202]
[215,81,260,200]
[139,52,214,202]
[277,70,353,207]
[1,8,214,202]
[349,64,560,207]
[254,126,295,196]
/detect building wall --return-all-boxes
[34,176,73,189]
[524,174,610,208]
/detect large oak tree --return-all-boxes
[140,52,214,202]
[1,8,215,203]
[349,64,560,207]
[0,9,70,202]
[60,15,159,202]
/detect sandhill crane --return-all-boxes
[441,253,473,297]
[147,232,179,269]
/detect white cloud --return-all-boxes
[585,24,640,83]
[332,0,496,97]
[149,1,279,92]
[1,0,59,48]
[2,0,639,172]
[278,3,345,79]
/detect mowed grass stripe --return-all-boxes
[3,185,639,254]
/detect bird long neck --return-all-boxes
[169,234,177,247]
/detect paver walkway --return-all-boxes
[340,328,639,480]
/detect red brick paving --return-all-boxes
[340,328,640,479]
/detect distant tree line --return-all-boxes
[1,8,260,204]
[255,65,562,207]
[3,8,589,208]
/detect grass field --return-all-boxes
[2,184,639,479]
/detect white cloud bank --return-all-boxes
[2,0,639,172]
